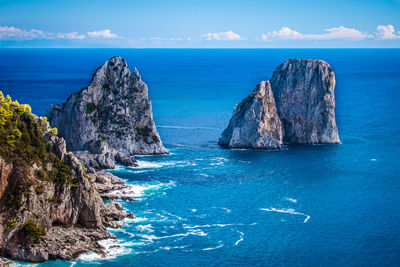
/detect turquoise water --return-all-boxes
[1,49,400,266]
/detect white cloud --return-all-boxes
[263,26,370,41]
[0,26,46,40]
[201,31,246,41]
[376,24,400,40]
[56,31,85,39]
[87,29,119,39]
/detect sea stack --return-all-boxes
[270,59,340,144]
[218,81,283,149]
[47,57,168,168]
[219,59,340,149]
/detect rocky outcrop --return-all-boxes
[47,56,168,168]
[218,81,282,149]
[0,93,134,262]
[220,59,340,149]
[270,59,340,144]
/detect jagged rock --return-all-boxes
[270,59,340,144]
[74,150,116,170]
[219,81,282,149]
[121,196,139,202]
[47,56,168,159]
[101,194,119,201]
[0,96,131,262]
[89,171,127,194]
[219,59,340,149]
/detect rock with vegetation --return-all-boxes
[220,59,340,149]
[47,56,168,170]
[218,81,282,149]
[0,92,131,262]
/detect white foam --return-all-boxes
[212,207,231,213]
[137,229,207,243]
[133,160,175,169]
[234,231,244,246]
[120,181,176,197]
[136,224,154,233]
[78,238,132,262]
[260,208,310,223]
[371,158,377,161]
[202,242,224,251]
[285,197,298,203]
[183,223,240,229]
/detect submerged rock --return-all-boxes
[220,59,340,149]
[218,81,282,149]
[270,59,340,144]
[47,56,168,162]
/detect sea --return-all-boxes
[0,48,399,266]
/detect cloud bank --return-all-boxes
[0,26,120,40]
[261,24,400,41]
[201,31,245,41]
[262,26,370,41]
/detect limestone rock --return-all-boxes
[270,59,340,144]
[219,59,340,149]
[47,56,168,158]
[218,81,283,149]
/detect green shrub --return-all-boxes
[22,219,46,244]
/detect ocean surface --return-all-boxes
[1,49,400,266]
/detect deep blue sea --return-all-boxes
[1,49,400,266]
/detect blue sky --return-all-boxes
[1,0,400,48]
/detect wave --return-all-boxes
[285,197,298,203]
[233,230,244,246]
[119,181,176,197]
[183,223,241,229]
[202,242,224,251]
[260,208,310,223]
[78,238,132,262]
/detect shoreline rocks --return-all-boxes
[0,93,138,262]
[219,59,340,149]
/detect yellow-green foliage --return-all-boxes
[0,91,72,185]
[49,127,58,136]
[22,219,46,244]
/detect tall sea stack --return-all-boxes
[47,56,168,158]
[219,59,340,149]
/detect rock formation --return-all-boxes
[219,59,340,149]
[218,81,282,149]
[0,92,133,262]
[270,59,340,144]
[47,56,168,169]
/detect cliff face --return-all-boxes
[0,92,130,262]
[218,81,282,149]
[270,59,340,144]
[220,59,340,149]
[47,56,168,159]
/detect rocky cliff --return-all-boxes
[0,92,132,262]
[218,81,282,149]
[270,59,340,144]
[47,56,168,169]
[220,59,340,149]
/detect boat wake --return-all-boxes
[260,207,310,223]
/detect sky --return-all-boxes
[1,0,400,48]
